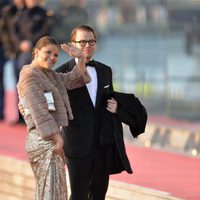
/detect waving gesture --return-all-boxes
[61,43,84,58]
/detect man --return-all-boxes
[12,0,53,75]
[0,0,26,124]
[0,0,10,120]
[56,25,145,200]
[9,0,53,123]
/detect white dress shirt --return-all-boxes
[75,58,97,106]
[86,66,97,106]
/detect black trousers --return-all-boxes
[66,147,110,200]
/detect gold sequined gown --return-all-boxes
[25,129,68,200]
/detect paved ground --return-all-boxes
[0,116,200,200]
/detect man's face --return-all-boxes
[72,30,96,61]
[25,0,39,8]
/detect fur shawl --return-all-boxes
[17,64,90,139]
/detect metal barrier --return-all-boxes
[126,123,200,156]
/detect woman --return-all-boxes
[17,36,90,199]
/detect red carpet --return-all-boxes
[0,121,200,200]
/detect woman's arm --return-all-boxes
[58,43,91,89]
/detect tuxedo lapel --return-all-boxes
[83,86,95,107]
[95,63,106,109]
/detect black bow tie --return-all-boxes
[86,60,95,67]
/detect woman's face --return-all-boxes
[35,44,59,69]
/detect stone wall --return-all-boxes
[0,155,183,200]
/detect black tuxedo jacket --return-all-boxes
[56,59,114,158]
[56,59,147,174]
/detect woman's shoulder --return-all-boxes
[20,65,38,75]
[17,66,39,90]
[19,65,40,81]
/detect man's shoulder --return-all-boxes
[55,59,74,73]
[29,6,48,16]
[31,6,47,12]
[1,4,17,17]
[94,60,109,67]
[94,60,111,71]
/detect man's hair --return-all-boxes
[70,25,97,42]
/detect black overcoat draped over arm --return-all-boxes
[100,91,147,174]
[111,91,147,138]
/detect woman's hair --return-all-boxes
[70,25,97,42]
[32,36,59,58]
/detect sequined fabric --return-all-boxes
[25,129,68,200]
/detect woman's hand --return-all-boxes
[61,43,83,58]
[50,133,64,154]
[61,43,86,74]
[106,98,118,113]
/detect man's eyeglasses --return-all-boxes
[73,39,96,47]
